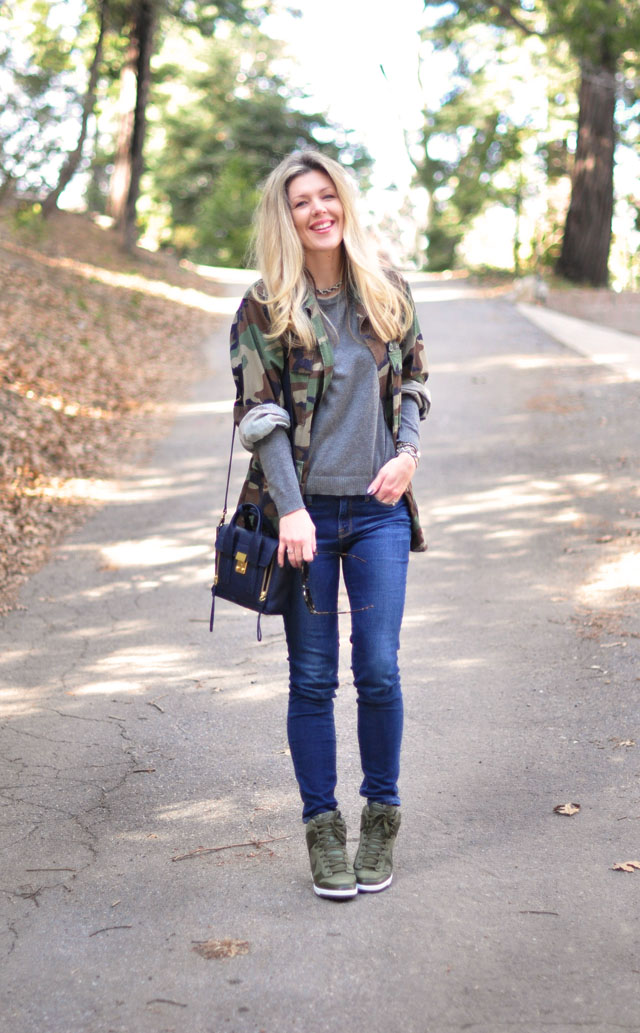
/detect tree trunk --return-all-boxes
[556,60,616,286]
[122,0,156,251]
[0,172,17,206]
[42,0,108,217]
[106,27,138,224]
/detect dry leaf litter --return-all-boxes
[0,209,224,612]
[192,939,250,960]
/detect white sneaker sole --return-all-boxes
[313,883,358,899]
[356,873,393,893]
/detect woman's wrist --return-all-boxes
[396,441,420,468]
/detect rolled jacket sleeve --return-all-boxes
[401,379,431,418]
[230,288,285,427]
[238,401,291,452]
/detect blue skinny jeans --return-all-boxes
[283,494,411,822]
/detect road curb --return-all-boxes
[518,302,640,381]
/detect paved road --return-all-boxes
[1,279,639,1033]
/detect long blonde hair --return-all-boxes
[251,150,414,350]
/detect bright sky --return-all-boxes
[263,0,430,195]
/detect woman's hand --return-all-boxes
[367,453,416,505]
[277,508,317,568]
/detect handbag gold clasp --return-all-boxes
[235,551,248,575]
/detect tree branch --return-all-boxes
[489,1,553,39]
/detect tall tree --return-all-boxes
[42,0,109,216]
[121,0,155,250]
[105,9,138,223]
[416,32,540,270]
[0,0,80,200]
[554,7,616,284]
[416,16,576,271]
[421,1,640,285]
[107,0,265,251]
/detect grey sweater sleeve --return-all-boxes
[255,427,305,517]
[398,395,421,449]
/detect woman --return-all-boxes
[229,150,429,899]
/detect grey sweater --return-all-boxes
[256,289,421,516]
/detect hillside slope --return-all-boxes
[0,209,225,612]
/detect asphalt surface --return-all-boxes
[1,278,639,1033]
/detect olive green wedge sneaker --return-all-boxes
[305,809,357,899]
[354,802,401,892]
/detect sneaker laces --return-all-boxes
[359,812,393,868]
[316,820,350,874]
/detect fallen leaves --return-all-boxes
[0,210,220,611]
[525,392,583,414]
[552,802,640,875]
[192,939,249,960]
[553,803,581,816]
[552,803,640,877]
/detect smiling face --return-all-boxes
[287,169,345,258]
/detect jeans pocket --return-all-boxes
[367,494,399,509]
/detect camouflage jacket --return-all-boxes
[230,277,429,552]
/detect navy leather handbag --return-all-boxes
[209,497,294,641]
[210,366,296,641]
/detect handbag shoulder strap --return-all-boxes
[219,421,236,527]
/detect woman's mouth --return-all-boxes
[311,220,333,233]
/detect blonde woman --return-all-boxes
[229,150,430,899]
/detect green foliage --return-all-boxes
[544,0,640,67]
[0,3,73,194]
[0,0,270,205]
[166,0,270,33]
[417,18,564,269]
[146,25,371,266]
[424,1,640,64]
[0,1,109,197]
[11,200,47,241]
[419,1,640,275]
[190,155,260,265]
[1,0,367,264]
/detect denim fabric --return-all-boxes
[283,495,411,822]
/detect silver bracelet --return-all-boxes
[396,441,420,468]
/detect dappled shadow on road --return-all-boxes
[1,295,639,1023]
[2,295,638,807]
[0,359,300,963]
[398,300,639,925]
